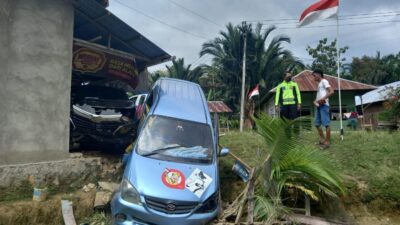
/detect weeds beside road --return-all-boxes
[219,130,400,224]
[1,130,398,225]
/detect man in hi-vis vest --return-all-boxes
[275,72,302,120]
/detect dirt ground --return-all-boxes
[0,152,121,225]
[0,190,96,225]
[1,150,399,225]
[347,203,400,225]
[343,176,400,225]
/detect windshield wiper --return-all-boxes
[141,145,183,157]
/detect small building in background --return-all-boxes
[355,81,400,126]
[208,101,233,132]
[264,70,376,130]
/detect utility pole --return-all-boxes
[239,22,247,133]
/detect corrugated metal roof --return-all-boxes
[208,101,233,113]
[270,70,377,92]
[153,78,210,124]
[73,0,170,70]
[355,81,400,106]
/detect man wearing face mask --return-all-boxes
[275,72,302,120]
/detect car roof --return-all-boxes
[151,78,210,124]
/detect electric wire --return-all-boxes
[114,0,208,40]
[245,10,400,23]
[167,0,224,29]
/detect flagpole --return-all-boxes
[336,5,344,140]
[239,22,247,133]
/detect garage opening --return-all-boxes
[70,0,170,153]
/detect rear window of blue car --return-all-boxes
[137,115,214,164]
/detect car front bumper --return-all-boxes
[111,192,218,225]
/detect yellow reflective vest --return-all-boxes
[275,81,302,106]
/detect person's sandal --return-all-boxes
[320,143,330,150]
[315,141,324,146]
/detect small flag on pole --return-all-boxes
[299,0,339,27]
[248,84,259,99]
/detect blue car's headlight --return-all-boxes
[195,191,219,213]
[121,178,142,205]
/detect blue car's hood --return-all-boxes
[125,152,218,203]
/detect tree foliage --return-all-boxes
[351,52,400,85]
[199,23,303,112]
[148,58,204,86]
[148,69,168,87]
[306,38,349,75]
[252,114,345,222]
[165,57,203,82]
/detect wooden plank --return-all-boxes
[61,200,77,225]
[234,182,249,224]
[247,168,256,224]
[221,188,246,220]
[235,168,255,224]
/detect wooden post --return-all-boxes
[235,168,255,224]
[247,168,256,224]
[305,195,311,216]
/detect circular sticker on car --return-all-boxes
[162,169,185,189]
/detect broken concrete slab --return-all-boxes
[94,191,112,210]
[61,200,77,225]
[82,183,96,193]
[98,181,119,192]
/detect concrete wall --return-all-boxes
[135,69,151,92]
[0,0,74,165]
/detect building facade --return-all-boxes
[265,70,376,130]
[0,0,170,165]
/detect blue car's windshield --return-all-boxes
[137,116,214,164]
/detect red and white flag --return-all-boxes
[248,85,260,99]
[299,0,339,27]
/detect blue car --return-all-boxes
[111,78,229,225]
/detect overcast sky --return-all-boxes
[108,0,400,72]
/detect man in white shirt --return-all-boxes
[312,69,334,149]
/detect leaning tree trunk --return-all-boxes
[244,99,255,129]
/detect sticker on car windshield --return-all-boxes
[162,168,185,190]
[185,168,213,198]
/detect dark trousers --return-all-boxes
[280,104,298,120]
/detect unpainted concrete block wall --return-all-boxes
[0,0,74,165]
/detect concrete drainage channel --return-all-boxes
[0,152,123,225]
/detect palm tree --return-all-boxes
[199,23,304,118]
[148,69,168,87]
[200,23,244,109]
[165,58,203,83]
[252,114,345,222]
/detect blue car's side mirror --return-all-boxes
[219,148,230,157]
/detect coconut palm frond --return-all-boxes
[254,195,288,224]
[254,113,345,203]
[284,183,319,201]
[278,148,345,195]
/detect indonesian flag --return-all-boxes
[299,0,339,27]
[248,85,260,99]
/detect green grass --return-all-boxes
[219,130,400,206]
[314,131,400,203]
[219,131,269,202]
